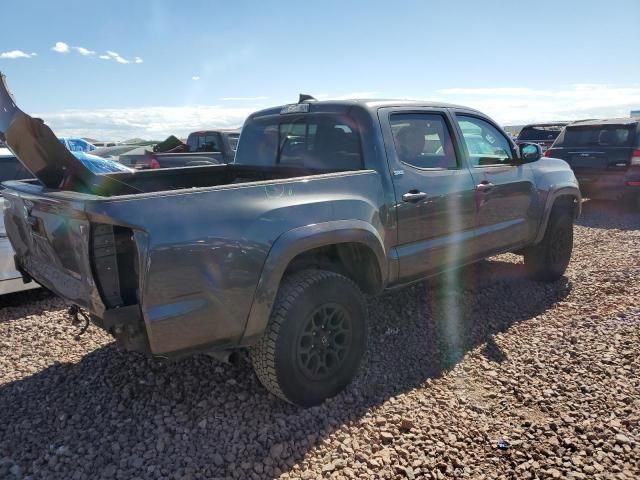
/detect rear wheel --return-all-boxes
[250,269,367,407]
[524,209,573,281]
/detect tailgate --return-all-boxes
[567,149,633,171]
[552,147,634,172]
[2,187,105,313]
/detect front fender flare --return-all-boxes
[240,220,386,344]
[534,185,582,244]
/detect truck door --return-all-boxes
[379,108,477,282]
[452,113,538,255]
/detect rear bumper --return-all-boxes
[95,304,152,354]
[575,171,640,200]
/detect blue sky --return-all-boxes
[1,0,639,139]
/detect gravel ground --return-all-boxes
[1,200,639,480]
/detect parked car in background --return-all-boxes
[71,151,134,174]
[545,118,640,209]
[59,137,97,153]
[134,129,240,169]
[516,122,569,152]
[91,142,157,167]
[1,76,581,405]
[0,148,39,294]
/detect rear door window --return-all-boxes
[235,114,363,170]
[389,113,458,169]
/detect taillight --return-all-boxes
[544,149,554,157]
[631,149,640,166]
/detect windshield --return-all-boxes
[556,125,636,147]
[235,113,363,170]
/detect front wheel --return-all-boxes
[524,210,573,281]
[250,269,367,407]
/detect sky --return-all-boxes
[1,0,639,140]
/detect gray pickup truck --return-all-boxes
[135,129,241,169]
[0,74,580,406]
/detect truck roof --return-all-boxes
[567,118,639,127]
[249,98,484,118]
[520,122,570,128]
[188,128,241,135]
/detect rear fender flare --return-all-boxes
[241,220,386,343]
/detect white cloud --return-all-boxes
[0,50,36,59]
[192,76,200,81]
[221,96,269,101]
[101,51,139,64]
[34,105,252,140]
[438,87,554,97]
[435,84,640,125]
[73,46,95,56]
[52,42,70,53]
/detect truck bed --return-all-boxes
[9,163,354,197]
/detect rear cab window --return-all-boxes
[517,125,565,142]
[188,133,222,152]
[555,124,637,148]
[235,113,363,171]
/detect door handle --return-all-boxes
[402,190,427,203]
[476,181,494,192]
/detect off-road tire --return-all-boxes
[250,269,367,407]
[524,209,573,281]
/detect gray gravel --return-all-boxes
[1,199,639,479]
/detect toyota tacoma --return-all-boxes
[0,74,580,406]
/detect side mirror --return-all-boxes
[519,143,542,162]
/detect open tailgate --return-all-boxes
[0,72,98,190]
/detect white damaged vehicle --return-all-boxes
[0,146,40,294]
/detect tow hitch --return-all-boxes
[67,304,90,339]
